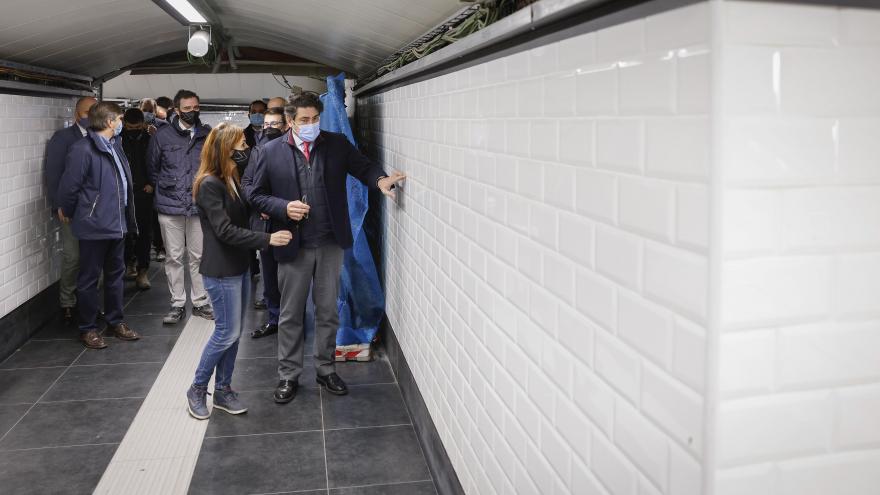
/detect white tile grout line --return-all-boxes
[0,270,159,444]
[93,314,215,494]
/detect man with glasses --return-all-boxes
[147,89,214,324]
[249,92,405,403]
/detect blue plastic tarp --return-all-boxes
[320,73,385,346]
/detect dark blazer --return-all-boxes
[121,129,152,198]
[45,124,86,209]
[248,130,386,263]
[146,115,210,216]
[196,175,270,278]
[57,130,137,241]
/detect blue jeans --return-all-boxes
[193,272,250,389]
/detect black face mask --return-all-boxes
[179,110,199,125]
[264,127,284,141]
[231,149,250,168]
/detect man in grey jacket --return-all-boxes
[146,89,213,324]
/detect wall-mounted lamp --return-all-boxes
[188,28,212,57]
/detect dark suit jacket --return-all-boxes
[248,130,386,263]
[196,175,270,278]
[45,124,86,209]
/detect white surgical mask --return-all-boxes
[296,122,320,142]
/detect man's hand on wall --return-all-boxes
[378,171,406,200]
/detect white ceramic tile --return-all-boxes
[618,176,675,241]
[619,56,676,115]
[575,64,618,116]
[617,291,673,368]
[596,19,645,63]
[644,117,710,180]
[718,392,834,466]
[724,1,839,46]
[644,3,710,50]
[721,257,831,328]
[777,321,880,389]
[596,119,642,173]
[677,50,711,115]
[558,118,594,167]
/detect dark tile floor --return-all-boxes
[0,262,437,495]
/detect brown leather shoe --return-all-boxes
[110,322,140,341]
[81,330,107,349]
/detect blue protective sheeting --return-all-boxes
[320,73,386,346]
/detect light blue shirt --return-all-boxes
[99,135,128,206]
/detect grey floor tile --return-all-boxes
[0,368,67,405]
[0,340,84,369]
[233,357,318,391]
[29,319,80,340]
[190,431,326,495]
[334,358,396,386]
[0,397,142,450]
[330,481,437,495]
[236,333,279,359]
[0,403,30,438]
[323,384,410,430]
[41,362,163,402]
[0,443,117,495]
[206,388,322,438]
[325,426,431,488]
[72,335,177,366]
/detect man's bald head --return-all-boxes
[267,96,287,110]
[75,97,98,119]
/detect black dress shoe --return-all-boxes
[251,323,278,339]
[253,298,267,310]
[316,373,348,396]
[274,380,298,403]
[62,307,74,325]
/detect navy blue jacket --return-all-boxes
[146,115,210,216]
[45,124,86,209]
[57,130,137,241]
[248,130,386,263]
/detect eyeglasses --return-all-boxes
[264,121,285,128]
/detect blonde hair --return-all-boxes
[193,123,244,201]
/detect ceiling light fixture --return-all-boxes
[152,0,207,25]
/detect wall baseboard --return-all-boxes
[0,282,60,363]
[381,319,465,495]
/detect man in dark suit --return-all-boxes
[45,96,97,324]
[249,92,405,403]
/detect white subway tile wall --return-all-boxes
[717,2,880,494]
[357,3,711,493]
[0,95,72,318]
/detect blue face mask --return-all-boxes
[296,122,320,142]
[143,112,155,124]
[249,113,264,127]
[113,120,123,137]
[77,117,89,128]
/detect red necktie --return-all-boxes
[302,141,310,162]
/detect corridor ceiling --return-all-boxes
[0,0,465,80]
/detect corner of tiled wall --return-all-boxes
[714,2,880,494]
[359,2,714,493]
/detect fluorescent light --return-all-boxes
[165,0,207,23]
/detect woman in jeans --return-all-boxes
[186,123,292,419]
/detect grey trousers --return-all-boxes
[59,221,79,308]
[277,244,343,381]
